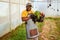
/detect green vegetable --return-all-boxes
[34,11,41,19]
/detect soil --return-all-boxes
[40,19,56,40]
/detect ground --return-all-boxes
[39,19,56,40]
[0,18,60,40]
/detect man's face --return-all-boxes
[26,5,31,11]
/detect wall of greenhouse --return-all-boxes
[31,0,60,17]
[0,0,28,37]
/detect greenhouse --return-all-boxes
[0,0,60,40]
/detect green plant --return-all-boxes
[34,11,41,19]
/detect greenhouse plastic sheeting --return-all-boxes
[0,1,26,37]
[0,2,10,37]
[0,0,27,37]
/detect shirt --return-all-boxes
[22,10,34,17]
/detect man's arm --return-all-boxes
[22,17,29,21]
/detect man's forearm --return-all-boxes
[22,17,29,21]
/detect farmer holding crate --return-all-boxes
[21,3,39,40]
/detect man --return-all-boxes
[21,3,39,40]
[22,3,34,22]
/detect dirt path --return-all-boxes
[40,19,56,40]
